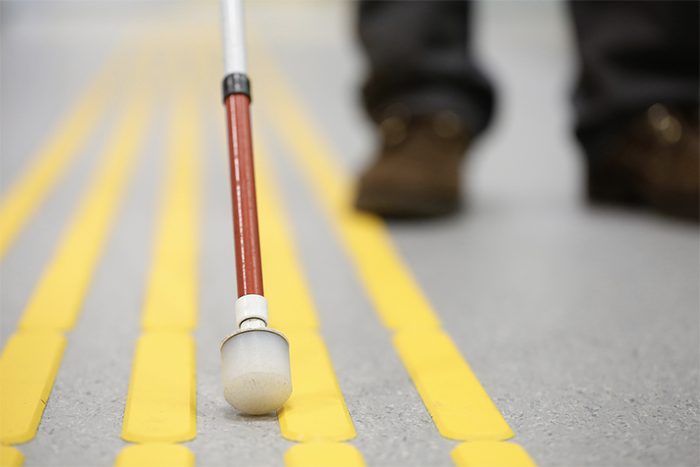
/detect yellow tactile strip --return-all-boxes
[451,441,537,467]
[121,332,197,443]
[141,85,200,332]
[118,60,200,462]
[18,84,156,332]
[115,443,195,467]
[0,332,66,444]
[251,40,535,464]
[0,446,25,467]
[252,139,363,461]
[277,330,356,442]
[285,441,365,467]
[0,46,157,455]
[394,330,514,440]
[256,153,320,334]
[0,49,125,260]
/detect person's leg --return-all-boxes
[356,0,494,217]
[570,0,699,218]
[359,0,493,133]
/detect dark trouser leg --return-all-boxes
[569,0,700,163]
[358,0,495,134]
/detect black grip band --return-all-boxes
[222,73,251,101]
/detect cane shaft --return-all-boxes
[225,93,264,298]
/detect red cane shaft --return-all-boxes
[225,93,264,298]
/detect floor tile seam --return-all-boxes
[252,43,540,464]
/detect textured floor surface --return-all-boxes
[1,1,698,466]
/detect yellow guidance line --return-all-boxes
[250,42,520,447]
[394,330,513,440]
[0,332,66,445]
[255,144,320,333]
[115,443,195,467]
[0,71,156,446]
[277,329,356,442]
[120,80,200,448]
[0,47,127,260]
[253,138,358,445]
[0,445,25,467]
[451,441,537,467]
[141,91,200,332]
[285,441,365,467]
[17,86,157,331]
[121,332,196,443]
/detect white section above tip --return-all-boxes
[221,0,247,75]
[235,294,268,329]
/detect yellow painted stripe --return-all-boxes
[0,332,66,444]
[115,443,195,467]
[0,445,25,467]
[0,53,123,259]
[141,90,200,331]
[394,330,514,440]
[276,329,356,442]
[242,136,354,441]
[452,441,537,467]
[17,86,156,331]
[284,442,365,467]
[336,214,439,330]
[121,332,196,443]
[118,41,201,465]
[250,42,515,442]
[255,139,320,333]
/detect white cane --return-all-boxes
[218,0,293,415]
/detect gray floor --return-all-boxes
[1,1,698,466]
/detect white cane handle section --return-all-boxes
[221,0,247,75]
[235,294,269,328]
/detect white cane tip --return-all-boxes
[223,371,292,415]
[220,328,292,415]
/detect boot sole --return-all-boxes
[588,165,699,220]
[355,190,460,218]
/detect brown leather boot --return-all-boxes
[588,104,699,220]
[355,110,472,218]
